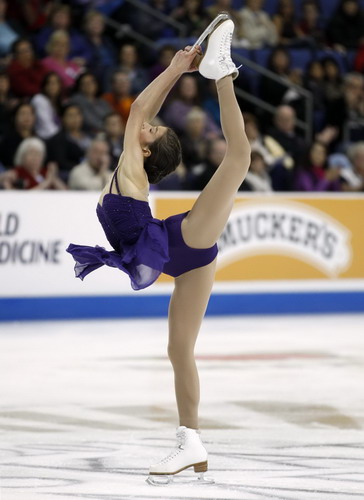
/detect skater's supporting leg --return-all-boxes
[182,76,251,249]
[167,258,217,429]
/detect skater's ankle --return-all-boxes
[179,423,199,431]
[216,75,234,89]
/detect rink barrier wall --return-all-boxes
[1,191,364,321]
[1,291,364,321]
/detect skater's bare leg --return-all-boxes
[182,75,251,248]
[167,258,217,429]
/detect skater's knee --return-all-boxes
[227,150,251,172]
[167,338,194,363]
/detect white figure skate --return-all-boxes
[198,18,239,81]
[146,425,215,485]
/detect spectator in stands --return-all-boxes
[244,113,276,166]
[42,30,84,91]
[171,0,210,37]
[106,43,149,95]
[149,45,177,81]
[342,73,364,142]
[326,0,364,51]
[82,9,117,84]
[328,152,363,191]
[298,0,325,48]
[320,72,364,145]
[294,141,342,191]
[46,103,92,180]
[0,168,17,189]
[303,60,326,127]
[0,71,17,139]
[31,72,63,139]
[240,151,273,192]
[68,138,111,190]
[245,112,295,190]
[163,74,220,137]
[6,137,66,190]
[0,0,19,59]
[35,4,90,63]
[207,0,241,34]
[267,105,306,169]
[102,70,135,124]
[156,163,187,190]
[108,43,148,95]
[70,72,112,135]
[344,142,364,191]
[273,0,302,46]
[97,112,124,167]
[5,0,52,32]
[186,138,226,190]
[179,107,210,169]
[7,38,48,97]
[0,102,35,167]
[236,0,277,49]
[259,48,300,107]
[322,56,343,104]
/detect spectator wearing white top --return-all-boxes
[241,151,273,192]
[68,138,112,190]
[343,142,364,192]
[236,0,278,49]
[31,72,63,139]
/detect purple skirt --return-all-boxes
[66,194,218,290]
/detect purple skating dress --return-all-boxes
[66,168,218,290]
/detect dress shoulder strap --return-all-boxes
[109,166,121,195]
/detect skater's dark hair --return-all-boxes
[144,127,182,184]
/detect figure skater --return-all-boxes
[67,14,251,485]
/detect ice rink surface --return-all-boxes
[0,314,364,500]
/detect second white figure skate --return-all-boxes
[146,425,215,485]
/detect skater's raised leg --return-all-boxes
[182,20,251,249]
[182,75,251,249]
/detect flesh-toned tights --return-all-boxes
[168,76,251,429]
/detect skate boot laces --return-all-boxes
[218,29,235,72]
[157,429,186,465]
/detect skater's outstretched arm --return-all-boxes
[119,47,200,194]
[133,46,200,122]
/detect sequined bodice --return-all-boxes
[96,194,154,252]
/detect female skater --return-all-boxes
[67,15,251,484]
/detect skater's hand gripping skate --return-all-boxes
[169,46,202,75]
[184,45,203,72]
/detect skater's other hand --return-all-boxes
[169,46,201,74]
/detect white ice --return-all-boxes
[0,314,364,499]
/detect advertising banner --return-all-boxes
[155,194,364,282]
[0,192,363,319]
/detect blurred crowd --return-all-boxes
[0,0,364,193]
